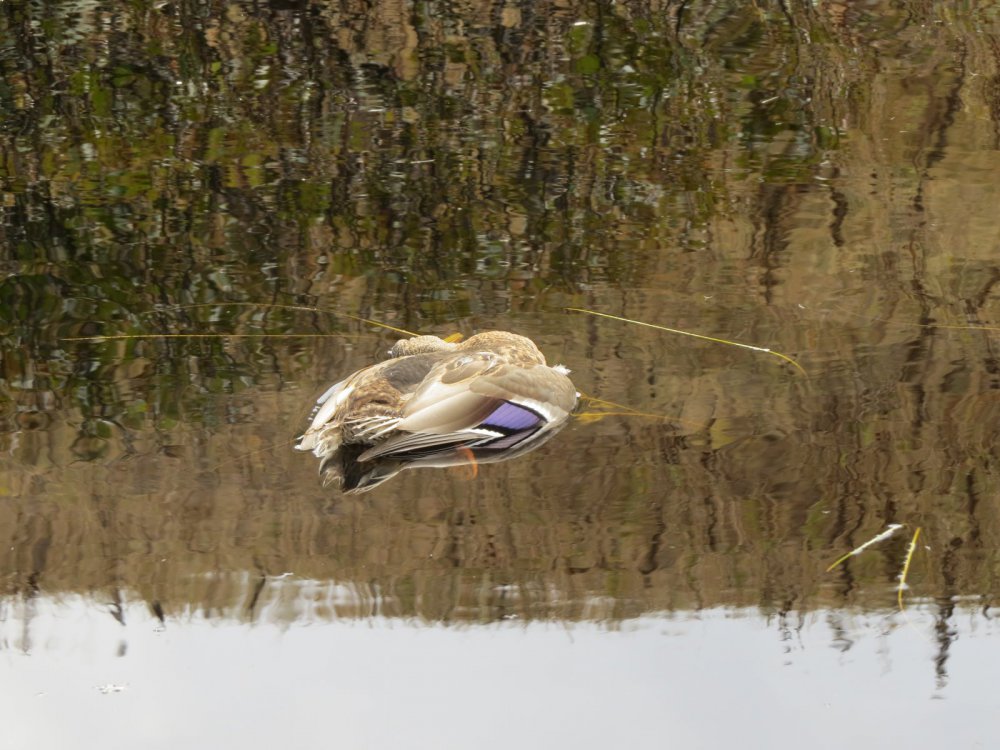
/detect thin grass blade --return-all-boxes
[565,307,806,375]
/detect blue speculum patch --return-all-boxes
[481,401,543,431]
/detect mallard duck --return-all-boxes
[295,331,578,491]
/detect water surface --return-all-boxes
[3,0,1000,745]
[3,597,996,749]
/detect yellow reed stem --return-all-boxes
[898,527,922,614]
[61,333,352,341]
[176,302,421,337]
[825,523,903,572]
[565,307,807,375]
[578,393,647,415]
[62,302,422,342]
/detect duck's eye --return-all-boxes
[368,398,391,406]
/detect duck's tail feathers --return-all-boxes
[346,415,402,440]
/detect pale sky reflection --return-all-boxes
[2,596,997,750]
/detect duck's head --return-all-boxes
[388,335,457,358]
[388,331,547,366]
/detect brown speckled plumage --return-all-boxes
[295,331,578,491]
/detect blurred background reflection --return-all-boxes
[3,1,1000,737]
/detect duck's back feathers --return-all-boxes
[297,351,445,451]
[296,331,578,490]
[358,361,575,462]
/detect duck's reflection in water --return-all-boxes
[295,331,578,493]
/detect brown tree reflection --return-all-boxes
[1,2,1000,694]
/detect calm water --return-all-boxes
[3,0,1000,746]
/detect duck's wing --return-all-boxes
[357,357,577,462]
[297,352,450,450]
[296,374,354,452]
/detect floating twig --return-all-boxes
[176,302,422,337]
[574,392,682,425]
[61,332,349,342]
[825,523,904,572]
[898,527,922,614]
[565,307,806,375]
[60,301,422,343]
